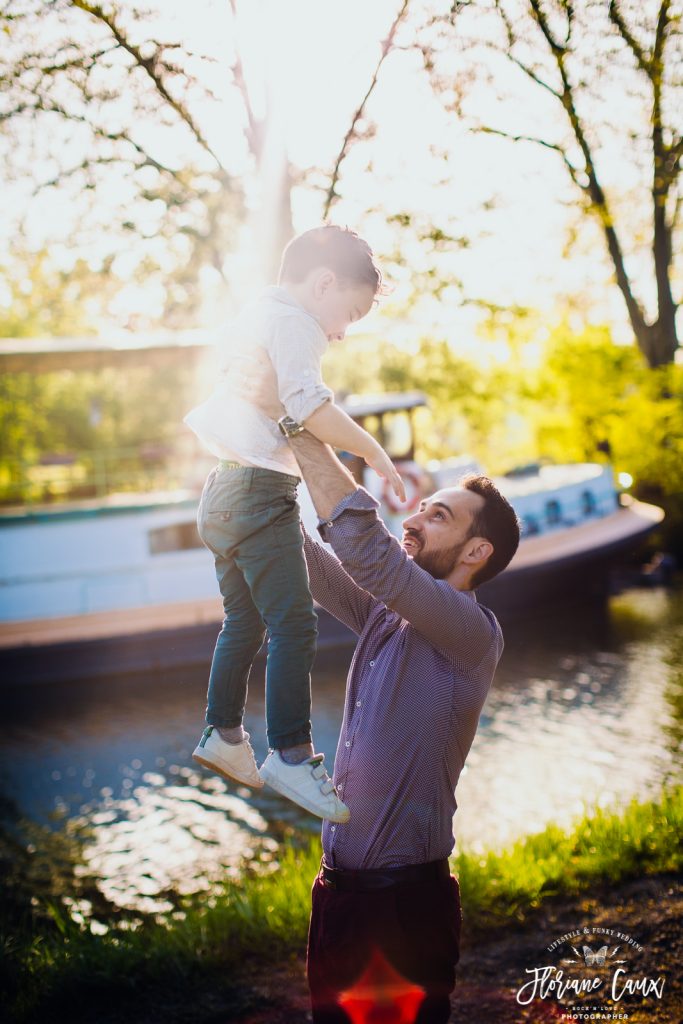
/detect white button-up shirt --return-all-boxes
[184,287,333,476]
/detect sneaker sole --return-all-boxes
[259,766,350,823]
[192,750,265,789]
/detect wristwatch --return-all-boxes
[277,415,305,439]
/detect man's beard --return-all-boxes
[410,538,469,580]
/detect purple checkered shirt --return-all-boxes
[304,487,504,870]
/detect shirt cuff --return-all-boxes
[317,487,380,540]
[284,386,334,426]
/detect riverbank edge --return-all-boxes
[2,785,681,1022]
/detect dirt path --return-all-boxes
[230,872,682,1024]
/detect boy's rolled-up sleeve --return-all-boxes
[268,314,333,425]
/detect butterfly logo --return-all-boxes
[562,945,628,967]
[582,945,608,966]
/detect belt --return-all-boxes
[217,460,246,471]
[320,858,450,892]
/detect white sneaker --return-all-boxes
[259,751,350,823]
[192,726,264,789]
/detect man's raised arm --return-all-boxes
[290,429,358,520]
[288,429,499,669]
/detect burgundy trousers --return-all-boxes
[306,869,462,1024]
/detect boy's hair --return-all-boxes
[279,225,382,293]
[460,474,521,588]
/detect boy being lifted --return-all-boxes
[185,226,405,823]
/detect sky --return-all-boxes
[2,0,680,358]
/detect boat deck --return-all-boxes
[0,498,662,655]
[0,595,224,650]
[505,496,663,570]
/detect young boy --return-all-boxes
[185,226,405,823]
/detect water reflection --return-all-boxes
[1,586,681,917]
[67,772,277,914]
[457,586,682,852]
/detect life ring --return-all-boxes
[382,462,423,513]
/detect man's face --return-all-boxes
[401,488,485,580]
[314,276,376,342]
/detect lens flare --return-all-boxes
[338,948,426,1024]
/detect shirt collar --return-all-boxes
[262,285,323,328]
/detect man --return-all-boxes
[271,411,521,1024]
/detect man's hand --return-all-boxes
[224,350,284,420]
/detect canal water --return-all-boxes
[1,585,681,918]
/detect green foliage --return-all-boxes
[2,788,680,1021]
[0,249,116,338]
[527,324,683,551]
[325,320,683,527]
[0,364,196,503]
[533,324,683,496]
[2,303,682,543]
[455,786,683,930]
[325,335,520,470]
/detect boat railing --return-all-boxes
[0,437,200,508]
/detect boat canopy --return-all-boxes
[341,391,427,418]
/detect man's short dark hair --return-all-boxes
[460,474,521,587]
[279,225,382,293]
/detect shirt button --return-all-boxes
[369,660,375,667]
[330,825,336,832]
[345,741,350,748]
[356,701,361,707]
[326,521,334,528]
[337,784,343,792]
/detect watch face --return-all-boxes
[279,417,297,437]
[280,417,301,436]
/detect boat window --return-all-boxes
[382,411,413,460]
[523,515,540,536]
[148,522,203,554]
[581,490,597,516]
[545,499,562,526]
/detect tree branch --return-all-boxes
[10,45,116,78]
[528,0,568,56]
[0,102,37,122]
[25,97,187,182]
[529,0,648,340]
[653,0,672,66]
[70,0,227,174]
[479,125,584,188]
[33,154,125,193]
[559,0,575,47]
[507,51,562,99]
[608,0,652,74]
[323,0,411,217]
[672,190,682,233]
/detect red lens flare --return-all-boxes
[338,948,426,1024]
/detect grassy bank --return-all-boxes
[2,786,681,1022]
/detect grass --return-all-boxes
[2,786,681,1022]
[454,785,683,928]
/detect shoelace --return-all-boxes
[309,754,336,796]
